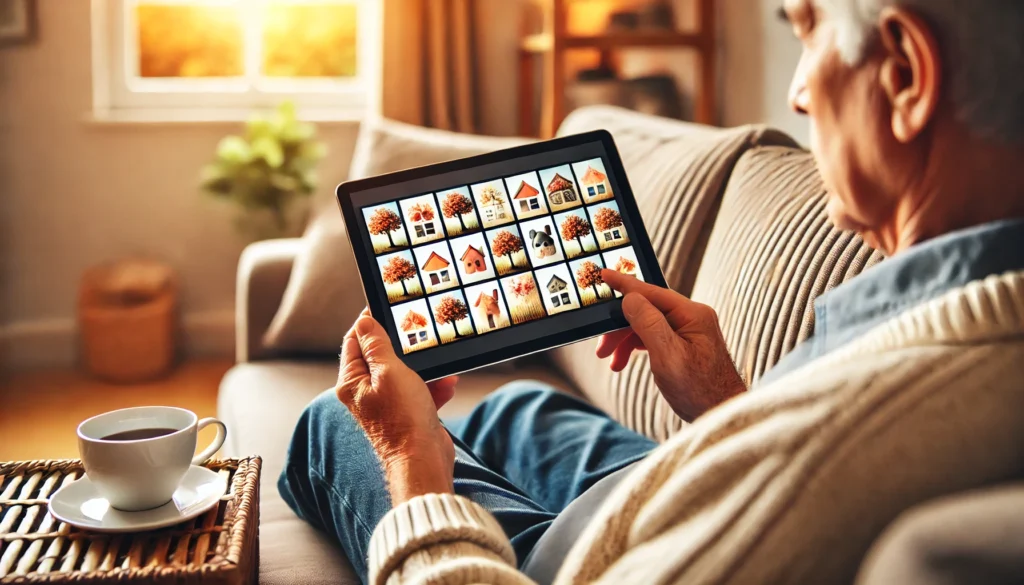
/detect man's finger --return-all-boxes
[602,270,698,314]
[596,328,633,359]
[620,293,677,370]
[355,316,399,369]
[610,333,645,372]
[337,336,368,404]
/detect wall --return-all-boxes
[720,0,809,144]
[0,1,359,370]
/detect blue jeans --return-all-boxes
[278,382,656,584]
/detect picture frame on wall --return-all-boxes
[0,0,37,46]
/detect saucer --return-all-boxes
[49,465,227,533]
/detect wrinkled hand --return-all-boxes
[597,270,746,421]
[336,309,458,503]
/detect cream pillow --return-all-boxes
[263,118,531,354]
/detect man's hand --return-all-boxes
[336,310,457,504]
[597,270,746,421]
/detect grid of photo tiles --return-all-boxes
[361,157,646,355]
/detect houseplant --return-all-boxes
[201,101,326,239]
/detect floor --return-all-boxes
[0,360,232,461]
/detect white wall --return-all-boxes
[720,0,809,144]
[0,1,359,370]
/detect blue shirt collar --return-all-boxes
[811,217,1024,355]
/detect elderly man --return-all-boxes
[278,0,1024,583]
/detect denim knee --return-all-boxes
[477,381,585,418]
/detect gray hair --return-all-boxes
[817,0,1024,145]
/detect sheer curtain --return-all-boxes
[381,0,480,133]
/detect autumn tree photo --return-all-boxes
[491,230,523,262]
[382,255,418,295]
[442,192,474,230]
[615,256,637,274]
[560,214,592,249]
[576,261,604,296]
[592,207,623,233]
[434,296,470,338]
[368,207,402,246]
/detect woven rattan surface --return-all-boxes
[0,457,260,585]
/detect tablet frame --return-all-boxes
[336,130,667,381]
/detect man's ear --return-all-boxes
[877,6,942,143]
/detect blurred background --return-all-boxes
[0,0,805,458]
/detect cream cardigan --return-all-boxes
[368,272,1024,585]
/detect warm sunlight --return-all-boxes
[135,1,358,79]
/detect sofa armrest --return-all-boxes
[235,238,303,363]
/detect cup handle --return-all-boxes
[192,418,228,466]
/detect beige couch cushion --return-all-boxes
[607,146,885,442]
[217,360,573,585]
[548,107,798,436]
[263,119,531,355]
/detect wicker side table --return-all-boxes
[0,457,260,585]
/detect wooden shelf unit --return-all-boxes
[518,0,717,138]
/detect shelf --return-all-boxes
[520,31,706,53]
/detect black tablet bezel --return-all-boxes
[336,130,667,381]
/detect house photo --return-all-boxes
[412,241,459,294]
[437,186,481,236]
[363,202,410,254]
[539,164,582,212]
[376,250,425,303]
[390,299,438,354]
[533,264,581,316]
[520,216,566,268]
[470,181,514,228]
[588,200,631,251]
[554,208,599,259]
[428,290,476,344]
[570,256,614,306]
[500,273,546,325]
[463,282,511,334]
[572,158,615,204]
[503,171,548,220]
[399,194,445,246]
[450,232,496,285]
[485,225,530,276]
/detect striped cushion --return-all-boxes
[611,146,885,442]
[547,107,798,435]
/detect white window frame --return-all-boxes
[90,0,380,122]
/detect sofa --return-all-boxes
[217,106,1024,584]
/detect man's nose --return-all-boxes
[789,53,811,115]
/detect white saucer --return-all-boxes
[48,465,227,533]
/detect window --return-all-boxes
[92,0,380,121]
[418,331,427,341]
[588,186,596,196]
[529,199,540,210]
[604,232,613,242]
[596,184,606,194]
[407,333,417,344]
[425,223,436,235]
[441,271,450,282]
[552,295,561,307]
[560,292,570,304]
[429,273,440,285]
[415,225,426,238]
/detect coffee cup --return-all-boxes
[77,406,227,511]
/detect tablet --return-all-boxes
[336,130,666,381]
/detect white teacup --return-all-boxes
[77,406,227,511]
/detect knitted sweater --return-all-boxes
[368,272,1024,585]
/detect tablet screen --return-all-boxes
[343,135,660,379]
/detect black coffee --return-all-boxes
[101,428,178,441]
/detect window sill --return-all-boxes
[85,108,367,127]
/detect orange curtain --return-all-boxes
[382,0,479,133]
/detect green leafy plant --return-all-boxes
[201,101,326,237]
